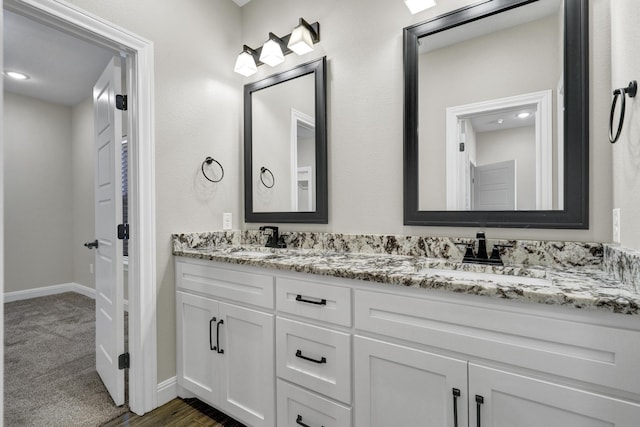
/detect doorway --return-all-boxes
[3,0,157,416]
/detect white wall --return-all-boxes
[3,92,74,292]
[71,96,95,288]
[611,1,640,250]
[65,0,242,383]
[240,0,613,243]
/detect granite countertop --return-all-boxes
[173,244,640,315]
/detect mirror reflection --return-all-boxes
[244,57,327,224]
[252,73,316,213]
[417,0,563,211]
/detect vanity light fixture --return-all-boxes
[288,18,317,55]
[259,33,285,67]
[234,45,259,77]
[404,0,437,14]
[234,18,320,76]
[4,70,30,80]
[517,112,531,119]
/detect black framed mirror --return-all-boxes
[244,57,328,223]
[404,0,588,228]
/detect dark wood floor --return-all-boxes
[102,398,247,427]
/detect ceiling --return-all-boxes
[4,0,249,107]
[3,10,115,107]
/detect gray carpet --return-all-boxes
[4,292,129,426]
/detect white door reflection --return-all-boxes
[445,90,556,211]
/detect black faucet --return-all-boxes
[456,232,511,265]
[259,226,286,248]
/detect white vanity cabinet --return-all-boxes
[354,288,640,427]
[175,256,640,427]
[175,259,275,427]
[275,276,353,427]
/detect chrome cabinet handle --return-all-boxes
[216,319,224,354]
[295,295,327,305]
[452,388,461,427]
[475,395,484,427]
[295,349,326,364]
[209,317,217,351]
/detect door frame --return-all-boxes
[445,90,553,211]
[3,0,157,415]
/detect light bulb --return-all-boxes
[288,22,314,55]
[234,50,257,77]
[259,37,284,67]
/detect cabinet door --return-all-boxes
[218,302,275,427]
[176,291,219,405]
[354,336,468,427]
[469,364,640,427]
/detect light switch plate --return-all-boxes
[613,208,621,243]
[223,212,232,230]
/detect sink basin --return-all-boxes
[419,268,552,286]
[231,250,278,259]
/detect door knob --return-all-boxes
[84,240,99,249]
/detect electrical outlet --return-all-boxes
[90,263,94,274]
[612,208,621,243]
[223,212,232,230]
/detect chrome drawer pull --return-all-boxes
[296,414,323,427]
[295,349,326,364]
[295,295,327,305]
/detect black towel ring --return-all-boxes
[609,80,637,143]
[201,156,224,183]
[260,166,275,188]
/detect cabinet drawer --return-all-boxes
[355,289,640,395]
[276,276,351,326]
[277,317,351,403]
[176,259,274,308]
[277,380,351,427]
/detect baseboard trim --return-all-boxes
[157,377,177,407]
[4,283,96,302]
[4,283,129,310]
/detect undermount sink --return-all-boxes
[230,250,278,259]
[419,268,553,286]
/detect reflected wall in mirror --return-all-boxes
[244,57,327,223]
[404,0,588,228]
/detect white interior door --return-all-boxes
[93,57,125,406]
[473,160,516,210]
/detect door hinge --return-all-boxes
[116,94,128,111]
[459,142,465,152]
[118,353,130,369]
[117,224,129,240]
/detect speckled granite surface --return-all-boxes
[172,231,640,315]
[604,244,640,293]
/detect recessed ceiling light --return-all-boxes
[5,71,30,80]
[517,112,531,119]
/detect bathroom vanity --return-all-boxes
[173,232,640,427]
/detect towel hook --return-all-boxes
[201,156,224,182]
[260,166,275,188]
[609,80,637,143]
